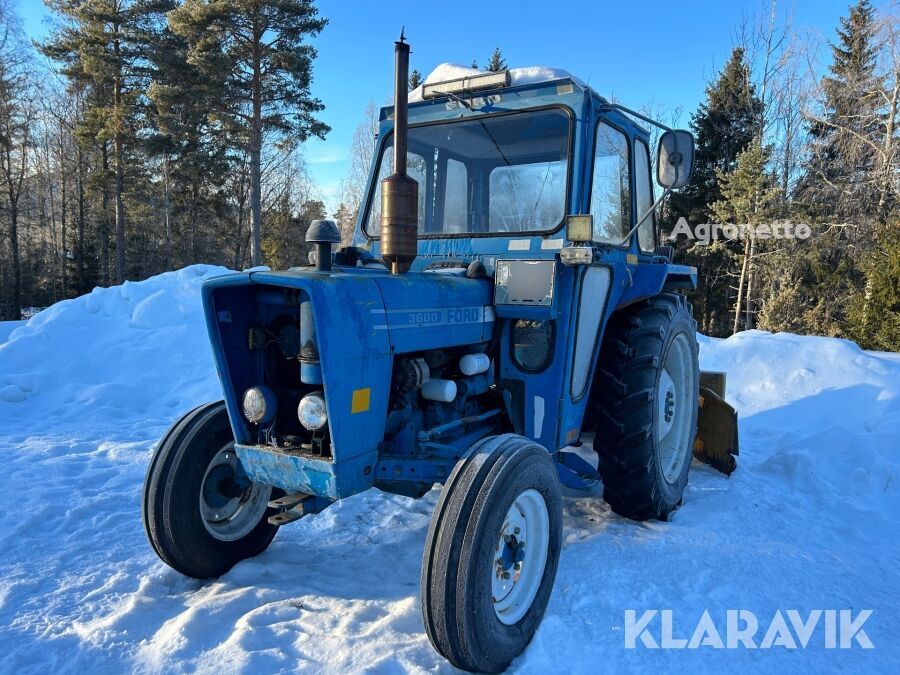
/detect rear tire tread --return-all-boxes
[591,292,699,521]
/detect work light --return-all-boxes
[298,392,327,430]
[242,386,276,424]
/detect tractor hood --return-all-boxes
[242,267,495,353]
[200,266,495,499]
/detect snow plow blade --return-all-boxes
[693,371,739,475]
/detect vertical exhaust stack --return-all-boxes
[381,31,418,275]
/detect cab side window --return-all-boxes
[634,139,657,252]
[590,123,630,244]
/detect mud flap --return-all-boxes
[694,372,739,475]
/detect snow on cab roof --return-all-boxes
[408,63,585,103]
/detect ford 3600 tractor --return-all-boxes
[143,35,738,672]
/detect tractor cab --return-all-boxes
[341,62,703,463]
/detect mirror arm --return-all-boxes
[598,103,673,133]
[601,103,687,188]
[617,187,670,247]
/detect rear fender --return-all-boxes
[616,262,697,308]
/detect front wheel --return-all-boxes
[421,434,563,673]
[142,401,279,578]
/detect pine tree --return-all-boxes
[676,47,763,224]
[409,69,423,90]
[169,0,329,268]
[670,47,763,336]
[756,225,865,338]
[680,240,740,335]
[711,143,776,225]
[263,197,325,269]
[486,47,506,72]
[146,14,230,268]
[848,222,900,350]
[797,0,883,222]
[41,0,166,284]
[761,0,889,343]
[711,142,777,332]
[470,59,479,70]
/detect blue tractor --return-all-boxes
[143,35,738,672]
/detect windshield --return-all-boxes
[364,108,571,237]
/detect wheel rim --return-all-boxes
[657,332,694,484]
[492,488,550,626]
[199,444,271,541]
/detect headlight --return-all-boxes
[242,386,275,424]
[298,391,327,430]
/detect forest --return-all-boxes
[0,0,898,351]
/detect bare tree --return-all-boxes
[343,100,380,234]
[874,10,900,220]
[0,2,33,319]
[734,0,794,330]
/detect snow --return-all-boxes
[409,63,583,102]
[0,320,25,345]
[1,267,898,673]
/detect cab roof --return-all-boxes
[407,63,589,103]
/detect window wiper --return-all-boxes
[431,90,473,110]
[481,121,511,167]
[431,89,510,165]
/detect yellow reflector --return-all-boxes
[351,388,371,414]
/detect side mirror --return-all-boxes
[657,130,694,189]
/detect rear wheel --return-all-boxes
[421,434,562,673]
[143,401,279,578]
[592,292,699,520]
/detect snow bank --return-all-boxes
[0,265,228,432]
[0,320,25,344]
[0,269,897,672]
[409,63,583,102]
[700,331,900,523]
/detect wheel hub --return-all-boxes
[492,489,550,626]
[199,445,271,541]
[203,463,246,508]
[495,520,527,588]
[658,369,677,439]
[657,333,695,484]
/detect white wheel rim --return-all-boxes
[199,444,271,541]
[492,488,550,626]
[657,332,694,484]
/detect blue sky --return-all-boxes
[18,0,867,210]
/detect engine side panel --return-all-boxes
[372,272,495,353]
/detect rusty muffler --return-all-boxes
[381,31,418,275]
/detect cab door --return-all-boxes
[633,136,658,256]
[556,118,632,447]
